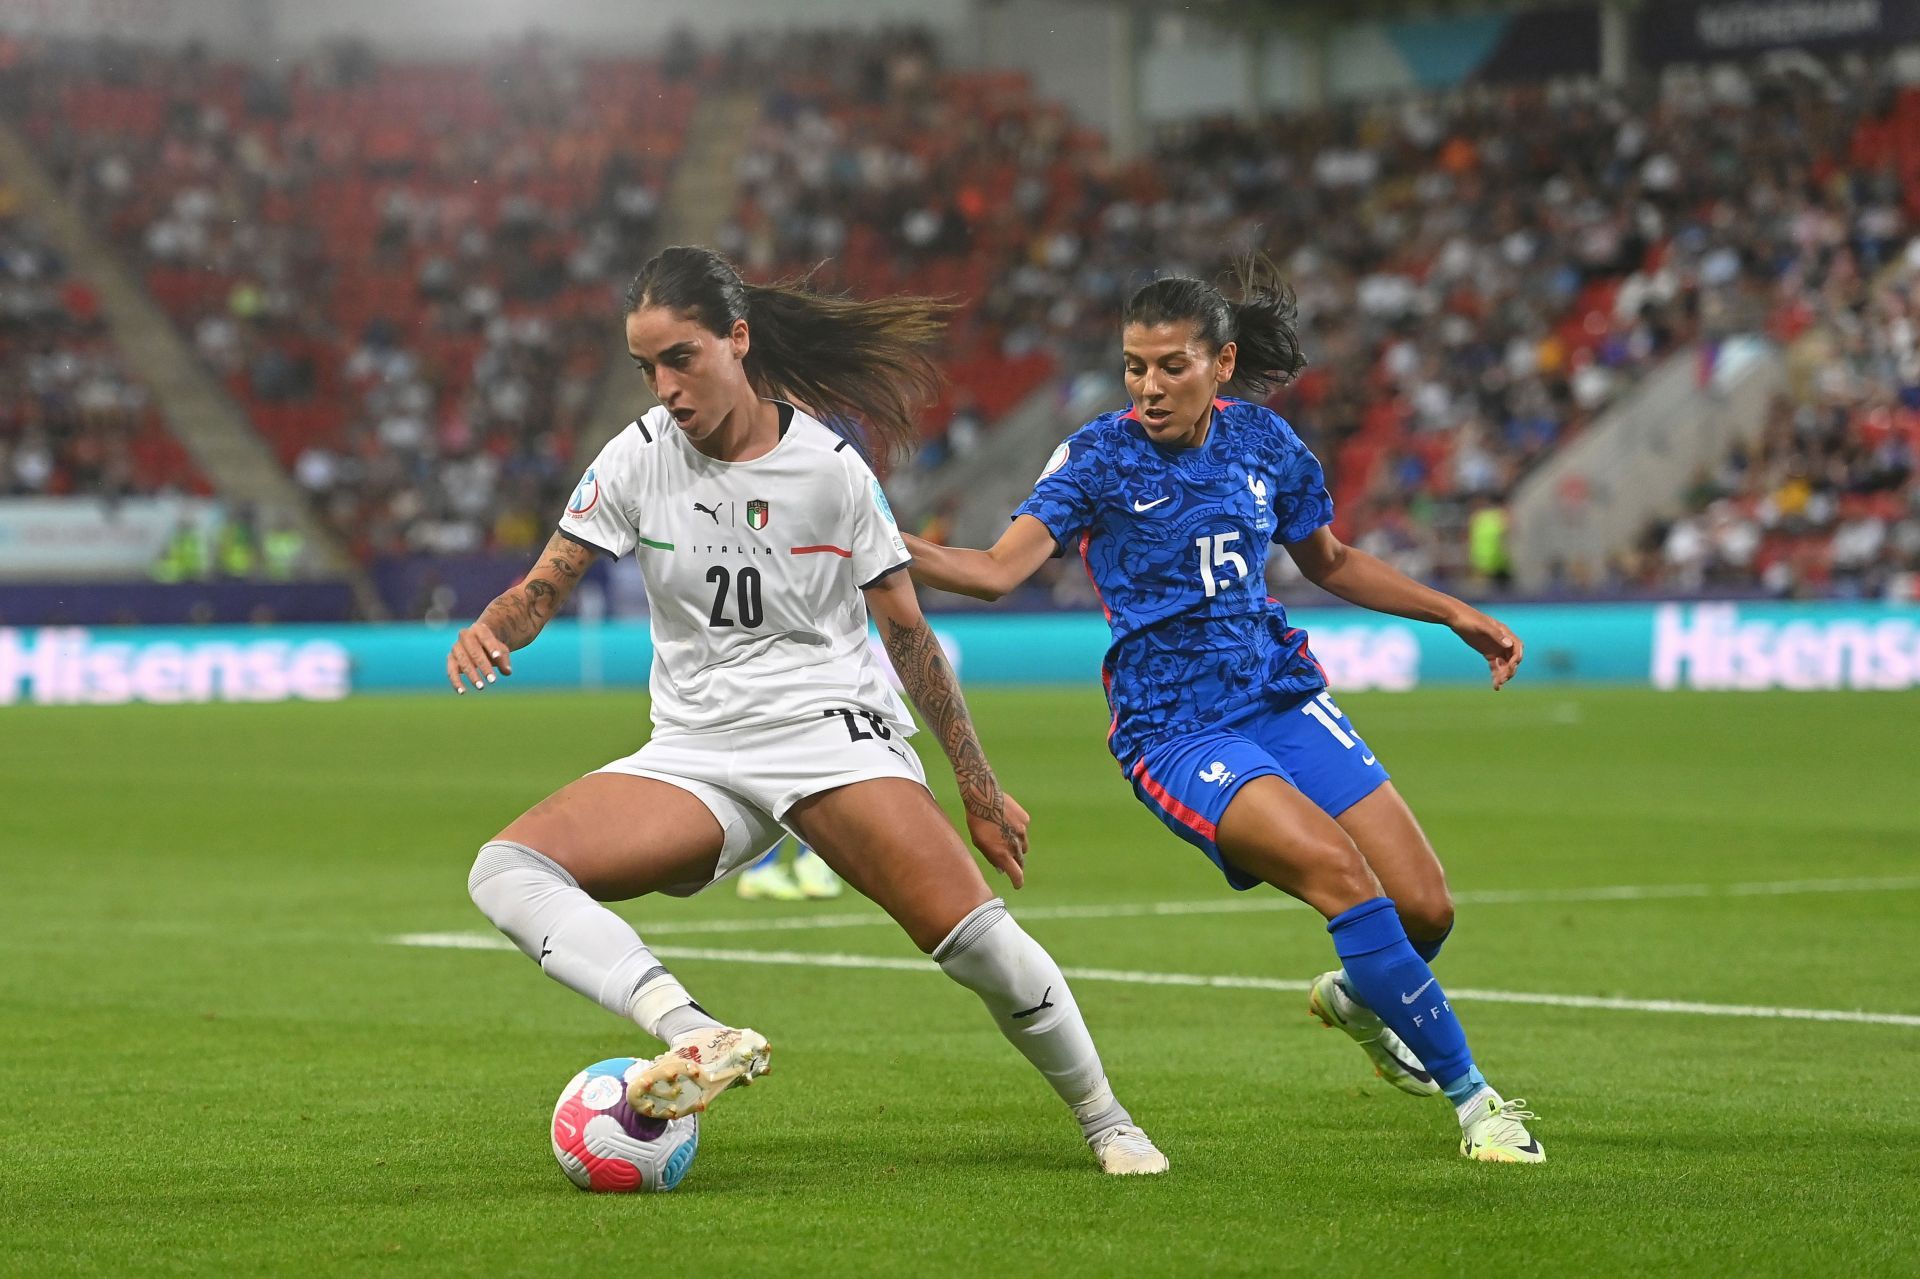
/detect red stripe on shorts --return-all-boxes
[1130,759,1218,841]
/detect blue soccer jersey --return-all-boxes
[1015,397,1334,770]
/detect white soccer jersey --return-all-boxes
[559,402,915,736]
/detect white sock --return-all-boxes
[467,840,722,1043]
[933,899,1132,1137]
[1455,1086,1498,1124]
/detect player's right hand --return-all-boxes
[967,789,1030,889]
[447,622,512,693]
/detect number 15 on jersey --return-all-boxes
[1195,532,1248,598]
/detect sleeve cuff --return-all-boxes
[557,526,616,557]
[1012,510,1070,559]
[859,558,912,590]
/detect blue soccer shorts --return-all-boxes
[1126,690,1391,890]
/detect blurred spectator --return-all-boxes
[0,201,200,498]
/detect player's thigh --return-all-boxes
[1333,782,1453,939]
[497,772,725,901]
[785,777,992,953]
[1215,775,1382,919]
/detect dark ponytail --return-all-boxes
[625,246,955,466]
[1122,253,1306,398]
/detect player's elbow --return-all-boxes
[1296,545,1344,587]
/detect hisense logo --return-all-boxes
[1651,605,1920,691]
[0,628,351,705]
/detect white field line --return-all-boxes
[386,935,1920,1029]
[580,874,1920,939]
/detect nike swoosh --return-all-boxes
[1401,976,1438,1005]
[555,1117,577,1138]
[1132,496,1171,512]
[1361,754,1377,766]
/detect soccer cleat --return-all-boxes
[792,848,843,899]
[736,861,805,901]
[1307,970,1441,1097]
[627,1026,772,1119]
[1088,1123,1169,1176]
[1459,1093,1545,1164]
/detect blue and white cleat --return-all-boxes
[1458,1092,1545,1163]
[1307,970,1442,1097]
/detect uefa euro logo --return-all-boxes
[567,467,599,517]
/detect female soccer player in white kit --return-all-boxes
[448,246,1165,1175]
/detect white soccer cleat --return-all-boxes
[792,848,844,899]
[1088,1123,1170,1176]
[627,1026,772,1120]
[1307,970,1441,1097]
[1459,1092,1545,1164]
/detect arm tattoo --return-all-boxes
[881,614,1016,844]
[473,536,593,648]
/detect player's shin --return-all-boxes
[467,840,722,1044]
[932,899,1131,1137]
[1327,898,1487,1107]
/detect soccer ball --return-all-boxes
[551,1057,701,1193]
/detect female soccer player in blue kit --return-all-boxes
[905,262,1545,1162]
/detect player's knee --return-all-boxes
[1396,887,1454,941]
[468,839,577,922]
[1303,841,1380,914]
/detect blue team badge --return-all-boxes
[567,467,600,517]
[870,478,897,526]
[1040,442,1070,478]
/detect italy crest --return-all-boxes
[746,499,769,530]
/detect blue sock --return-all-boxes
[1411,923,1451,965]
[747,846,781,871]
[1327,897,1477,1096]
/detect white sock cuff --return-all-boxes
[931,897,1008,963]
[469,840,577,897]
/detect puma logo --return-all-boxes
[1011,987,1055,1020]
[693,501,723,523]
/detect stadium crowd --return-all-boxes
[0,196,200,499]
[967,62,1911,595]
[11,36,687,562]
[1639,244,1920,602]
[4,31,1917,602]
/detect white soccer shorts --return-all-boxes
[595,708,927,895]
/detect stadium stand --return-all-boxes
[713,27,1088,446]
[0,197,202,499]
[971,63,1908,593]
[1641,254,1920,603]
[14,37,689,565]
[8,34,1917,602]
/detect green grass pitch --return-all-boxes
[3,686,1918,1276]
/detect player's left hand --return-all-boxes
[966,790,1030,889]
[1449,607,1524,690]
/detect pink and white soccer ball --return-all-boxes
[551,1057,701,1193]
